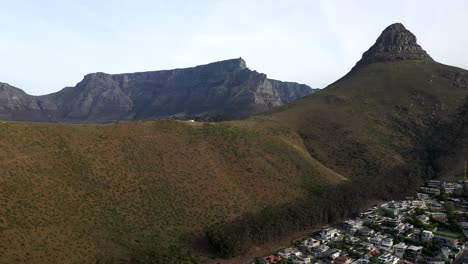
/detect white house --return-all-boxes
[278,248,302,259]
[422,230,434,242]
[393,242,407,258]
[380,238,393,251]
[320,228,340,240]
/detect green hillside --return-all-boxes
[0,120,346,263]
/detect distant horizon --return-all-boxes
[1,0,468,95]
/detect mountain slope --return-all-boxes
[0,58,315,123]
[0,23,467,263]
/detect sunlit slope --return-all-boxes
[0,120,344,263]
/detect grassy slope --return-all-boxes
[0,60,467,262]
[272,61,468,184]
[0,120,344,263]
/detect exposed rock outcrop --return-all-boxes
[355,23,433,67]
[0,58,315,123]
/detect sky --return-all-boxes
[1,0,468,95]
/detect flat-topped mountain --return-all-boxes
[0,58,314,122]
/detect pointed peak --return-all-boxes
[355,23,433,67]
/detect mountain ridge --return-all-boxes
[0,58,315,123]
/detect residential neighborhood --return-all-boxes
[254,180,468,264]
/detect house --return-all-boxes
[335,256,352,264]
[365,249,379,259]
[427,200,444,211]
[293,255,312,264]
[345,236,360,245]
[351,259,370,264]
[430,212,447,221]
[378,253,398,264]
[344,219,364,234]
[420,187,440,196]
[380,238,393,251]
[427,180,441,188]
[278,248,302,259]
[359,227,375,237]
[384,218,401,227]
[324,249,341,259]
[422,230,434,242]
[301,238,320,251]
[406,245,423,258]
[312,244,330,257]
[264,255,282,263]
[393,242,407,258]
[320,228,340,240]
[411,200,426,209]
[417,214,430,224]
[412,228,422,240]
[394,223,413,235]
[370,234,386,246]
[442,182,456,194]
[417,193,430,200]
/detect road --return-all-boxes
[453,248,468,264]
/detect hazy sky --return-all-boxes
[1,0,467,95]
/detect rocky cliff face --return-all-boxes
[355,23,433,67]
[0,58,315,123]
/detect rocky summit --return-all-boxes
[355,23,433,67]
[0,58,315,123]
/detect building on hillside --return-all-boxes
[420,187,440,196]
[384,218,401,227]
[345,236,360,245]
[427,180,441,188]
[393,242,407,258]
[411,200,427,209]
[378,253,399,264]
[427,200,444,211]
[278,248,302,259]
[301,238,320,251]
[351,259,370,264]
[344,219,364,234]
[381,238,393,251]
[422,230,434,242]
[406,245,423,259]
[359,227,375,237]
[320,228,340,240]
[430,212,447,221]
[417,214,430,224]
[312,244,330,257]
[417,193,430,200]
[334,255,352,264]
[370,234,386,246]
[324,248,341,259]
